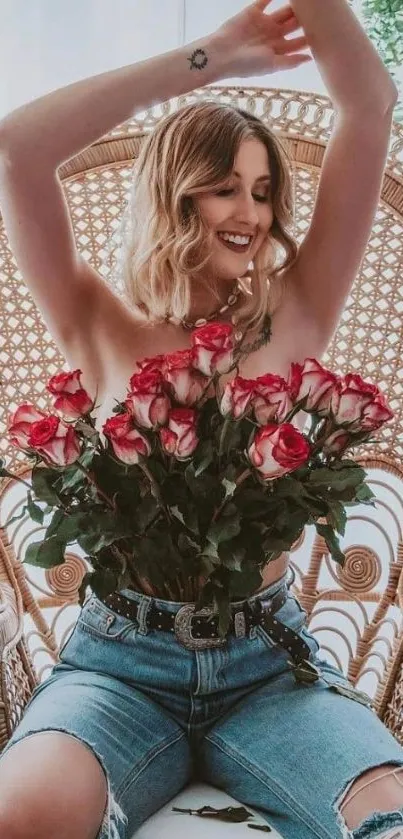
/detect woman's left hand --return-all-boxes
[213,0,312,79]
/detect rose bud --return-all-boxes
[162,349,206,406]
[220,376,255,419]
[288,359,338,415]
[7,404,49,449]
[28,415,81,466]
[191,322,234,377]
[126,370,170,429]
[159,408,199,459]
[248,423,310,480]
[322,428,351,457]
[47,369,94,419]
[331,373,394,431]
[253,374,292,425]
[103,413,151,465]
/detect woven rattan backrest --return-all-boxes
[0,87,402,729]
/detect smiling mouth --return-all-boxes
[216,233,254,253]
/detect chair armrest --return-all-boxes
[0,563,37,749]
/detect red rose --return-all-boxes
[7,404,48,449]
[248,423,310,480]
[288,359,338,415]
[331,374,394,431]
[160,408,199,459]
[253,374,292,425]
[28,414,81,466]
[191,322,234,377]
[126,370,170,429]
[103,413,151,465]
[162,349,206,406]
[220,376,256,419]
[47,369,94,419]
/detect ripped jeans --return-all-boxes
[2,569,403,839]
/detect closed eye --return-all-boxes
[216,188,270,203]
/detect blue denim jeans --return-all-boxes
[3,569,403,839]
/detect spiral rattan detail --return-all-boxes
[45,554,87,600]
[336,546,382,594]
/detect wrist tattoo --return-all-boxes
[187,48,208,71]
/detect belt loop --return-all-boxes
[136,596,152,635]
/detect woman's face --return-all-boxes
[194,138,274,283]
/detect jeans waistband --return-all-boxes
[117,566,295,616]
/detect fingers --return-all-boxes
[275,35,310,55]
[271,6,295,24]
[275,52,313,68]
[254,0,274,9]
[281,15,303,34]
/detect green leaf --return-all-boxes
[308,463,366,491]
[4,507,28,526]
[326,500,347,536]
[85,568,119,601]
[26,492,45,524]
[177,532,201,557]
[227,565,263,598]
[24,537,66,568]
[221,478,237,500]
[207,505,241,547]
[355,483,377,504]
[136,495,160,531]
[315,522,346,566]
[169,504,200,535]
[31,466,61,505]
[193,440,214,477]
[76,510,133,554]
[218,539,246,571]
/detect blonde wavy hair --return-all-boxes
[112,101,299,334]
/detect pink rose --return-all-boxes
[137,354,166,374]
[220,376,256,419]
[248,423,310,480]
[7,404,48,449]
[103,413,151,465]
[288,359,338,415]
[331,374,394,431]
[191,322,234,377]
[29,414,81,466]
[252,374,292,425]
[126,370,170,429]
[162,349,206,406]
[47,369,94,419]
[322,428,351,457]
[160,408,199,459]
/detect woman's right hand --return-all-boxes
[212,0,312,79]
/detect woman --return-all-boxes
[0,1,401,837]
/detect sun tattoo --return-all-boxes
[187,49,208,71]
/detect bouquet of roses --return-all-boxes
[2,319,394,636]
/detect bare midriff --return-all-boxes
[128,552,290,602]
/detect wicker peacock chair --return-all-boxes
[0,86,402,837]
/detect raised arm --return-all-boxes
[0,1,310,376]
[284,0,398,350]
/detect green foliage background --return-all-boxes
[361,0,403,122]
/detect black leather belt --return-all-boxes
[101,578,320,685]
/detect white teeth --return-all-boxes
[218,233,252,246]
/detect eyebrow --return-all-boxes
[232,171,271,183]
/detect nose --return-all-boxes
[233,192,259,227]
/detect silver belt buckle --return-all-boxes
[174,604,227,650]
